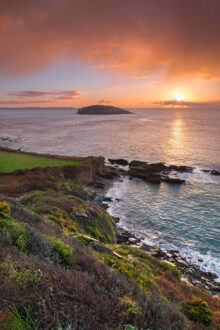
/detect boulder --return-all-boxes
[115,227,138,244]
[210,170,220,176]
[176,259,188,267]
[168,165,194,173]
[163,260,176,267]
[211,286,220,293]
[128,237,140,244]
[92,182,105,189]
[102,197,113,203]
[166,253,173,258]
[109,158,129,166]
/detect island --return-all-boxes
[77,104,132,115]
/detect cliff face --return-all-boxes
[0,157,105,197]
[0,151,220,329]
[58,157,105,183]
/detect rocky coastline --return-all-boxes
[106,158,220,183]
[93,158,220,296]
[113,225,220,296]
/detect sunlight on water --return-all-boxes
[165,118,189,163]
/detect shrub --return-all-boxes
[184,299,212,326]
[46,236,74,266]
[98,253,152,295]
[146,291,187,329]
[47,207,79,233]
[0,201,11,218]
[20,191,44,206]
[85,225,107,243]
[0,260,40,288]
[121,296,143,317]
[0,217,27,251]
[124,325,137,330]
[82,210,115,243]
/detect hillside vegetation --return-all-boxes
[0,150,220,329]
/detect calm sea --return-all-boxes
[0,108,220,279]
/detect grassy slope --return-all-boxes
[0,151,220,329]
[0,150,80,173]
[1,200,220,329]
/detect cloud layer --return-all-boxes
[1,90,82,105]
[7,90,82,100]
[154,100,220,108]
[1,0,220,79]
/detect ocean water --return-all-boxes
[0,107,220,279]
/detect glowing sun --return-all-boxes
[174,93,185,102]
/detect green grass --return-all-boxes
[0,151,80,173]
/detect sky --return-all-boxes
[1,0,220,108]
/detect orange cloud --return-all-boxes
[0,0,220,80]
[154,100,220,108]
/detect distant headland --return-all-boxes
[77,105,132,115]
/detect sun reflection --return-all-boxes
[173,119,183,138]
[165,119,188,163]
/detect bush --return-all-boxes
[0,201,11,218]
[47,207,79,233]
[124,325,137,330]
[98,253,152,295]
[146,290,187,329]
[0,217,27,251]
[0,260,40,288]
[184,299,212,326]
[121,296,143,317]
[20,191,44,206]
[46,235,74,266]
[85,225,107,243]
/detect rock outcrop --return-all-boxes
[108,158,129,166]
[128,160,188,184]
